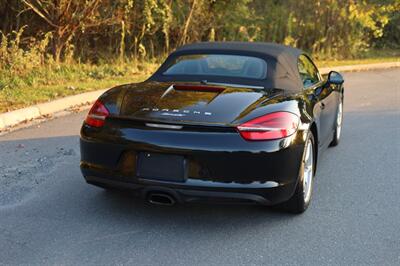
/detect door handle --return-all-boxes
[320,102,326,110]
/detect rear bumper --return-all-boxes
[80,122,307,205]
[83,173,297,205]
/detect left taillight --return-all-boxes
[85,100,109,128]
[237,111,300,141]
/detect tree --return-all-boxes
[0,0,398,63]
[22,0,116,62]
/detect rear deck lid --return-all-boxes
[119,82,276,126]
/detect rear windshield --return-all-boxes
[163,54,267,80]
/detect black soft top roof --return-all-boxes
[175,42,302,58]
[152,42,306,92]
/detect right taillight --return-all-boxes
[237,112,299,141]
[85,100,109,128]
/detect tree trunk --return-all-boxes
[119,21,125,63]
[180,0,197,46]
[53,35,63,63]
[163,0,173,54]
[164,30,170,54]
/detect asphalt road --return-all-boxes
[1,69,399,266]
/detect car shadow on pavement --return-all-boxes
[88,187,297,228]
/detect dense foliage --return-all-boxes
[1,0,399,64]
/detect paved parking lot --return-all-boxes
[0,69,399,265]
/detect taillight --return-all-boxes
[85,100,109,127]
[237,112,299,141]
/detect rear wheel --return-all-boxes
[330,96,343,147]
[281,132,315,214]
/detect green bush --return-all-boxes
[0,27,155,93]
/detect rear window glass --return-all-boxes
[163,54,267,80]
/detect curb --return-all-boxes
[0,62,399,131]
[0,106,41,129]
[35,89,108,116]
[0,116,4,129]
[0,89,107,131]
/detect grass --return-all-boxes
[0,74,150,113]
[316,56,399,68]
[0,62,157,113]
[1,49,399,113]
[316,49,400,67]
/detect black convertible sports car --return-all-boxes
[80,42,344,213]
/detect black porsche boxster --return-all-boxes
[80,42,344,213]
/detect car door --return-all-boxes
[298,55,336,146]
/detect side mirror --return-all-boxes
[328,71,344,85]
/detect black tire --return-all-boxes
[281,132,315,214]
[330,96,343,147]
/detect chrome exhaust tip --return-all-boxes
[147,193,176,206]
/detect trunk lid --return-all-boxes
[119,82,278,126]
